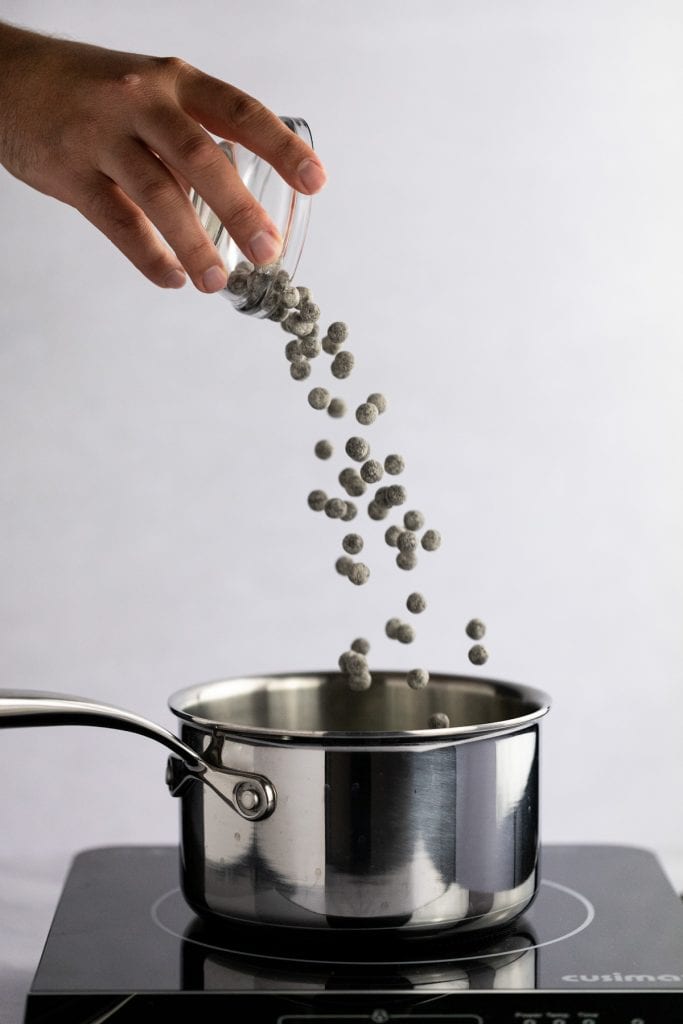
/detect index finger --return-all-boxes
[175,66,328,195]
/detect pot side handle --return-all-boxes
[0,689,276,822]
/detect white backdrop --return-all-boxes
[1,0,682,900]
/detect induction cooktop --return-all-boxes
[23,844,683,1022]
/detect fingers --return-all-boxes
[174,66,327,196]
[133,105,283,267]
[98,137,233,291]
[75,173,188,290]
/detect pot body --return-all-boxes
[169,671,547,935]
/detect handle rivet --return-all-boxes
[235,782,261,814]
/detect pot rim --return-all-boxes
[168,671,551,746]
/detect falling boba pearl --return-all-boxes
[407,592,427,614]
[341,501,358,522]
[339,467,356,489]
[368,501,389,521]
[325,497,347,519]
[272,268,290,290]
[348,562,370,586]
[327,322,349,343]
[367,393,387,414]
[235,259,255,274]
[331,351,355,379]
[406,668,429,690]
[290,359,311,381]
[385,618,401,639]
[335,556,353,577]
[466,618,486,640]
[327,397,347,418]
[282,286,300,308]
[307,489,327,511]
[374,487,392,509]
[351,637,370,655]
[268,303,289,322]
[421,529,441,552]
[356,402,378,426]
[404,510,425,531]
[397,530,418,553]
[315,439,333,460]
[386,485,407,507]
[468,644,488,666]
[342,533,364,555]
[285,339,303,362]
[396,551,417,570]
[360,459,384,484]
[345,436,370,462]
[322,335,342,356]
[308,386,331,410]
[348,671,372,692]
[286,312,315,337]
[428,712,450,729]
[385,525,401,547]
[346,474,367,497]
[300,333,322,359]
[384,454,405,476]
[397,623,415,644]
[300,300,321,322]
[340,650,367,676]
[295,286,312,306]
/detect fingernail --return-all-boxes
[202,265,228,293]
[164,268,187,289]
[248,230,282,265]
[297,158,327,193]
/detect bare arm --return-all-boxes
[0,21,327,292]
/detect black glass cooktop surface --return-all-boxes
[23,844,683,1022]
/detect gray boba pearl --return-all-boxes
[300,300,321,321]
[295,286,312,306]
[282,286,300,308]
[342,650,367,675]
[342,533,364,555]
[339,467,357,489]
[386,485,406,507]
[348,671,372,691]
[327,398,347,418]
[428,712,450,729]
[346,474,367,497]
[235,259,255,274]
[285,339,303,362]
[308,387,331,410]
[384,454,405,475]
[466,618,486,640]
[341,501,358,522]
[356,402,378,426]
[404,510,425,531]
[314,439,333,460]
[284,312,315,337]
[367,501,389,521]
[385,617,401,639]
[335,556,354,576]
[272,268,290,289]
[290,359,311,381]
[397,531,418,553]
[348,562,370,586]
[421,529,442,551]
[226,271,248,295]
[406,668,429,690]
[325,498,347,519]
[351,637,370,655]
[360,460,384,484]
[331,351,355,379]
[307,489,327,511]
[268,303,289,322]
[468,644,489,666]
[397,623,415,644]
[396,551,417,570]
[406,592,427,614]
[300,334,322,358]
[367,393,387,414]
[327,322,349,343]
[322,335,342,356]
[385,525,401,547]
[246,270,269,303]
[345,436,370,462]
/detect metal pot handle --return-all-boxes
[0,690,276,821]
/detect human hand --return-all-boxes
[0,22,327,292]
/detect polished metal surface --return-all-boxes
[170,671,549,934]
[0,690,276,821]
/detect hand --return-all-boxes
[0,22,327,292]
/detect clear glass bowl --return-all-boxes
[190,116,313,317]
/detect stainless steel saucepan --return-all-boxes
[0,671,550,936]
